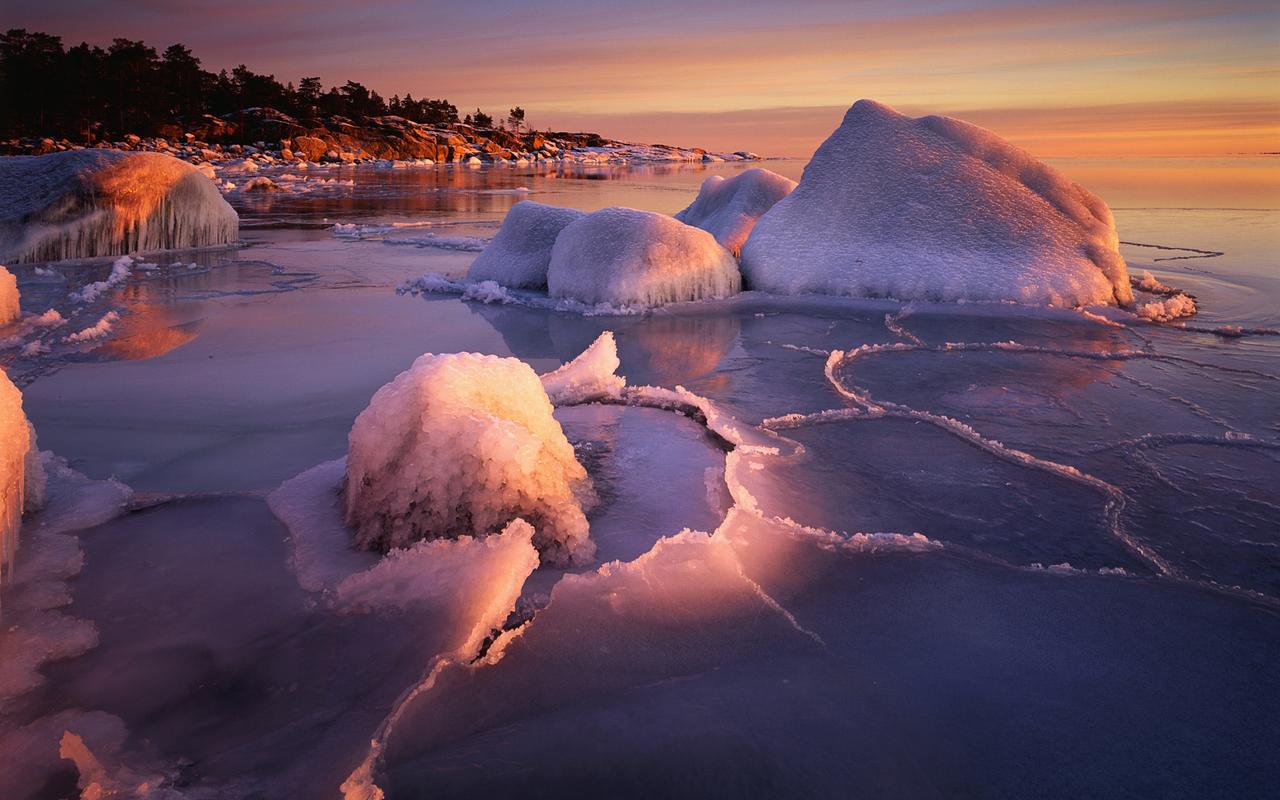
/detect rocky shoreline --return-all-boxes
[1,107,761,167]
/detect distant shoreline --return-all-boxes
[2,107,762,167]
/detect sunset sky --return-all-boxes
[7,0,1278,157]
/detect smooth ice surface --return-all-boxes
[466,201,583,288]
[0,265,18,325]
[741,100,1133,307]
[0,150,239,263]
[344,351,595,565]
[675,168,796,255]
[548,207,741,307]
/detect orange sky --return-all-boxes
[8,0,1280,157]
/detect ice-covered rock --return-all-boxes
[740,100,1132,307]
[0,150,239,263]
[2,370,44,594]
[343,352,594,565]
[0,266,18,326]
[548,208,740,307]
[467,201,583,288]
[675,168,796,256]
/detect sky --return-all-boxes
[6,0,1279,157]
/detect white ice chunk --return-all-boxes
[740,100,1132,307]
[539,331,626,404]
[0,150,239,263]
[548,207,740,307]
[675,168,796,256]
[344,352,595,565]
[0,265,17,326]
[467,201,583,288]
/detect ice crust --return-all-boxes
[343,352,595,565]
[0,150,239,263]
[548,207,741,307]
[0,265,18,326]
[539,331,627,404]
[466,201,583,288]
[675,168,797,256]
[740,100,1133,307]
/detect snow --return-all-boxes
[1136,293,1198,322]
[64,311,120,343]
[548,207,741,307]
[69,255,132,304]
[675,168,797,256]
[343,352,595,565]
[467,201,583,288]
[1136,269,1175,294]
[740,99,1133,307]
[0,150,239,263]
[0,265,18,326]
[539,331,626,404]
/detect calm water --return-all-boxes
[3,158,1278,798]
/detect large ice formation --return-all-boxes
[2,370,44,593]
[0,150,239,263]
[548,208,741,307]
[675,168,797,256]
[467,201,583,288]
[0,266,18,326]
[740,100,1133,307]
[343,352,595,565]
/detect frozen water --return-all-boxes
[539,330,626,404]
[741,100,1132,307]
[344,351,595,565]
[4,160,1278,799]
[675,167,796,255]
[0,150,239,263]
[466,201,583,288]
[548,207,741,307]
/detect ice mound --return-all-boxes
[740,100,1132,307]
[539,331,626,404]
[343,352,594,565]
[1,370,44,597]
[0,266,18,326]
[548,208,741,307]
[467,201,583,288]
[0,150,239,263]
[675,168,797,256]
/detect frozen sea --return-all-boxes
[1,157,1278,799]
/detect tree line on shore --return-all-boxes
[0,29,525,141]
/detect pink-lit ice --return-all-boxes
[675,168,796,256]
[467,201,583,288]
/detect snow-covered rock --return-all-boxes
[0,266,18,326]
[343,352,594,566]
[740,100,1132,307]
[466,201,583,288]
[675,168,796,256]
[0,150,239,263]
[548,208,740,308]
[2,370,44,595]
